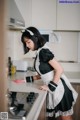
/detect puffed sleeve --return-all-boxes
[39,48,54,62]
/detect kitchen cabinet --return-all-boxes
[57,1,80,30]
[38,99,46,120]
[31,0,56,30]
[15,0,80,31]
[31,0,80,30]
[0,0,7,112]
[71,83,80,120]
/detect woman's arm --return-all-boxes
[39,58,64,91]
[49,58,64,84]
[33,74,41,80]
[25,74,41,82]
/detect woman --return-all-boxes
[21,26,78,120]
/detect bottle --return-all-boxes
[8,57,12,76]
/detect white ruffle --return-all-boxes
[46,108,73,118]
[56,108,73,117]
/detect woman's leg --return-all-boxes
[59,115,73,120]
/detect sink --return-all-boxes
[8,92,39,120]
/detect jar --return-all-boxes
[11,65,16,74]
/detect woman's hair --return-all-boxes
[21,26,46,54]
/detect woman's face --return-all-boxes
[24,37,35,51]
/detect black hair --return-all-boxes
[21,26,46,54]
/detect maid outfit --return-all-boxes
[34,43,78,118]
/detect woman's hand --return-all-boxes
[39,85,49,91]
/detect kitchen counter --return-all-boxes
[8,71,80,120]
[8,71,47,120]
[64,71,80,83]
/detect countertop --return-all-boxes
[64,71,80,83]
[8,71,80,120]
[8,71,47,120]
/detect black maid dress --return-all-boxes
[34,44,78,117]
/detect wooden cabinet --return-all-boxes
[71,83,80,120]
[31,0,56,30]
[0,0,7,112]
[38,100,46,120]
[57,1,80,30]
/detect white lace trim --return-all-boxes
[46,108,73,118]
[55,108,73,117]
[46,101,76,118]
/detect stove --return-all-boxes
[8,92,39,120]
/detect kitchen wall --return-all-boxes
[7,30,80,72]
[48,32,78,62]
[7,30,24,60]
[7,30,78,62]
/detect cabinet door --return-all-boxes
[38,100,46,120]
[71,83,80,120]
[57,1,80,30]
[32,0,56,30]
[0,0,7,112]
